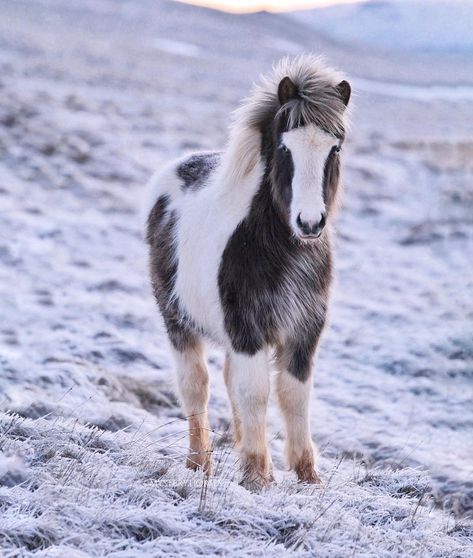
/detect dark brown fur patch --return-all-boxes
[323,146,341,210]
[146,194,199,351]
[177,152,221,192]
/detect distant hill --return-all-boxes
[290,0,473,53]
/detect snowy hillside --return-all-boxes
[290,0,473,53]
[1,0,472,556]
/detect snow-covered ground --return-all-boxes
[1,0,472,556]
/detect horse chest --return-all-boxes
[219,225,328,352]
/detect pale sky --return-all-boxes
[178,0,365,14]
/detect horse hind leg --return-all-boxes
[223,354,242,445]
[172,338,212,474]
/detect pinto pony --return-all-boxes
[145,55,351,490]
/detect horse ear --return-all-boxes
[278,76,298,105]
[336,80,351,106]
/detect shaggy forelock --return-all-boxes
[234,54,348,138]
[222,54,349,182]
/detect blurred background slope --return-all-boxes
[0,0,472,555]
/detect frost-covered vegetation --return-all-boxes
[1,413,469,557]
[1,0,472,556]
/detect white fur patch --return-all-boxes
[282,125,338,235]
[173,155,264,344]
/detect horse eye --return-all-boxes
[333,146,341,154]
[280,144,289,154]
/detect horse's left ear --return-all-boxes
[278,76,298,105]
[336,80,351,107]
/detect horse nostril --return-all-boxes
[296,213,311,235]
[311,212,326,235]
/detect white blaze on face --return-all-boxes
[282,125,337,235]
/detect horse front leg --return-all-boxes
[172,339,212,474]
[226,349,273,491]
[276,337,322,484]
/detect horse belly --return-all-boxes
[174,196,232,344]
[175,240,226,342]
[173,163,264,346]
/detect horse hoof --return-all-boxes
[239,453,275,492]
[239,473,274,492]
[297,469,323,485]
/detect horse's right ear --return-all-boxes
[278,77,298,105]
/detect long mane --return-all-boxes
[221,54,349,183]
